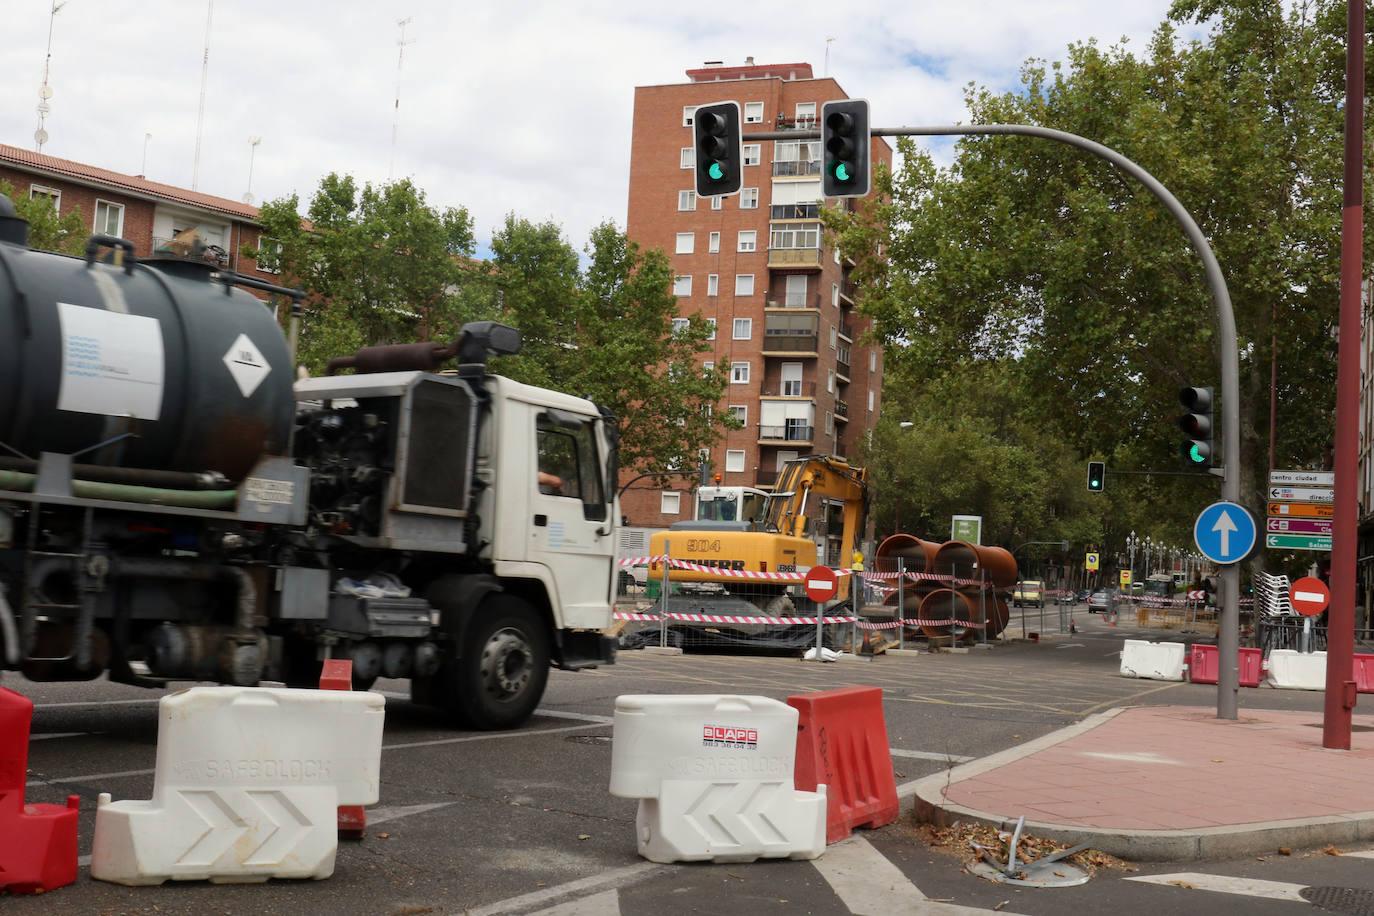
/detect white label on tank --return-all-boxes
[244,477,294,504]
[57,302,165,420]
[222,333,270,398]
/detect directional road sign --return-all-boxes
[1266,533,1332,551]
[1266,517,1333,536]
[1268,501,1334,519]
[1289,576,1330,616]
[804,566,838,603]
[1194,501,1258,565]
[1269,470,1335,487]
[1268,485,1334,504]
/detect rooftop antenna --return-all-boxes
[825,36,836,78]
[389,16,414,182]
[192,0,214,191]
[243,136,261,204]
[35,1,66,152]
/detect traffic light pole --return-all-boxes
[746,122,1244,718]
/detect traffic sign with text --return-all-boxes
[1265,533,1332,551]
[1194,501,1258,565]
[1268,486,1334,504]
[1266,517,1333,536]
[1269,470,1335,487]
[1268,501,1335,519]
[1289,576,1330,616]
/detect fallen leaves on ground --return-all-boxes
[911,820,1136,875]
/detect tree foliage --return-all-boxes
[832,0,1368,563]
[249,179,731,476]
[1,180,87,255]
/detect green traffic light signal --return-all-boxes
[708,162,723,180]
[834,162,851,182]
[1087,461,1105,493]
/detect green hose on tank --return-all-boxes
[0,470,237,510]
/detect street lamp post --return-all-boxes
[1126,531,1139,586]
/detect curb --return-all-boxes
[903,707,1374,862]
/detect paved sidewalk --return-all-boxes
[909,704,1374,861]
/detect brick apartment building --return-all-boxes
[621,59,891,528]
[0,143,276,284]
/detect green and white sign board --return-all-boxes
[951,515,982,545]
[1266,533,1332,552]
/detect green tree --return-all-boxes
[250,174,476,373]
[831,0,1367,554]
[0,180,87,254]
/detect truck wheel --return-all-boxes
[448,595,550,730]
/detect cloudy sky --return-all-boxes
[3,1,1199,254]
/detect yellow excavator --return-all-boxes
[648,455,868,613]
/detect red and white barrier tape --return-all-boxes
[617,556,853,582]
[613,611,856,625]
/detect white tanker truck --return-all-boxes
[0,194,619,729]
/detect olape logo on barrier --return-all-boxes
[702,725,759,749]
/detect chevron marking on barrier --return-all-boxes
[682,781,788,847]
[176,789,314,869]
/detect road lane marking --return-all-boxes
[463,862,662,916]
[812,834,1028,914]
[27,767,155,789]
[534,889,621,916]
[1125,872,1307,901]
[32,698,160,709]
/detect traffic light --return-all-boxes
[1087,461,1106,493]
[1178,386,1214,466]
[692,101,742,198]
[821,99,871,197]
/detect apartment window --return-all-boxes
[781,362,803,396]
[708,231,720,253]
[827,369,835,393]
[737,230,756,252]
[671,317,690,336]
[830,326,838,349]
[706,317,717,339]
[678,190,696,211]
[834,247,842,264]
[707,274,719,296]
[703,360,714,372]
[673,275,692,297]
[725,450,746,473]
[256,236,282,273]
[825,411,834,435]
[733,318,752,340]
[795,102,817,126]
[870,352,877,372]
[743,144,762,166]
[785,275,807,307]
[683,106,697,126]
[676,232,694,254]
[731,361,750,384]
[729,404,747,425]
[832,283,840,307]
[711,195,723,211]
[868,390,875,411]
[680,147,694,169]
[744,101,764,123]
[771,223,821,249]
[735,274,754,296]
[29,185,60,210]
[662,491,682,514]
[94,200,124,237]
[740,188,759,209]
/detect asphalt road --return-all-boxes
[6,608,1373,916]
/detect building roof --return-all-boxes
[0,143,261,223]
[686,61,814,82]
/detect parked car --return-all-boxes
[1013,579,1045,608]
[1087,589,1115,614]
[1073,588,1092,603]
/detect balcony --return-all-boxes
[760,380,817,398]
[839,280,856,304]
[755,468,779,488]
[767,248,823,269]
[762,334,819,354]
[758,424,814,445]
[770,203,820,220]
[773,115,817,131]
[766,294,821,309]
[838,321,853,341]
[835,400,849,420]
[772,160,821,177]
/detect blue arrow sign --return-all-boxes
[1194,501,1258,565]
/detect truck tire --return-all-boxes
[446,595,550,730]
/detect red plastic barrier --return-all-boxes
[1354,654,1374,693]
[1190,645,1263,687]
[0,687,80,893]
[788,686,898,844]
[1189,644,1219,684]
[319,659,368,840]
[1238,647,1263,688]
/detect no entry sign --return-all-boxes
[1289,576,1330,617]
[804,566,838,603]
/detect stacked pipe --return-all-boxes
[875,535,1016,642]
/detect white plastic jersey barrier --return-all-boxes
[1119,639,1186,680]
[1265,649,1327,690]
[91,686,385,885]
[610,694,826,864]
